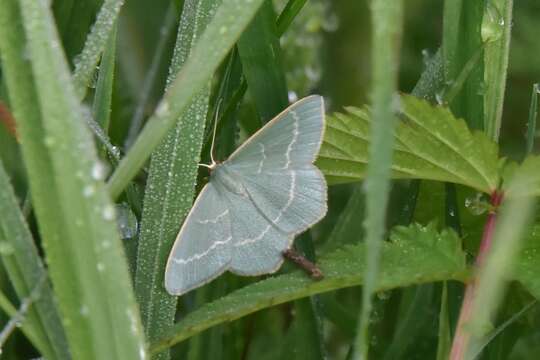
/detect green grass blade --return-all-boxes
[355,2,403,355]
[483,0,514,141]
[0,160,69,359]
[442,0,485,131]
[134,1,219,358]
[107,0,266,199]
[72,0,125,99]
[526,84,539,154]
[0,289,43,348]
[237,0,288,122]
[92,23,117,133]
[124,1,178,149]
[436,283,452,360]
[1,0,147,358]
[152,223,467,353]
[465,194,535,358]
[276,0,308,36]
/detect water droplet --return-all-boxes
[482,3,504,43]
[83,185,95,197]
[91,161,109,180]
[288,91,298,103]
[156,101,170,117]
[116,203,139,240]
[465,193,489,215]
[102,204,115,221]
[97,262,105,272]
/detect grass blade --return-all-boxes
[464,193,535,358]
[72,0,125,99]
[124,1,178,149]
[134,1,219,358]
[1,0,147,358]
[107,0,266,199]
[237,0,288,122]
[354,1,403,356]
[442,0,485,131]
[92,23,117,133]
[526,84,539,154]
[0,159,69,359]
[483,0,513,141]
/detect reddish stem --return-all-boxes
[449,190,504,360]
[0,101,18,141]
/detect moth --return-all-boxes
[165,95,327,295]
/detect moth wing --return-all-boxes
[226,95,325,173]
[223,190,292,276]
[165,183,232,296]
[239,167,327,235]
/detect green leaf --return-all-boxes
[317,95,500,194]
[150,223,467,353]
[134,1,218,359]
[72,0,125,99]
[0,0,147,358]
[107,0,266,199]
[92,23,117,133]
[503,156,540,198]
[0,160,69,359]
[513,224,540,300]
[483,0,514,141]
[237,0,288,123]
[442,0,485,131]
[354,1,403,358]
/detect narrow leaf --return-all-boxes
[237,0,288,123]
[151,223,467,353]
[354,1,403,358]
[4,0,147,358]
[134,1,219,359]
[72,0,125,99]
[483,0,514,141]
[107,0,266,198]
[0,160,69,359]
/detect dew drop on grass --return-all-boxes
[83,185,95,197]
[116,203,138,240]
[156,101,170,117]
[465,193,489,215]
[482,3,505,43]
[91,161,109,180]
[102,204,115,221]
[288,91,298,103]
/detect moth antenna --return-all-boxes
[209,99,223,167]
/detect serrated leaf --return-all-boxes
[150,223,467,353]
[317,94,500,194]
[503,156,540,198]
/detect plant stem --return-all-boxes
[450,190,503,360]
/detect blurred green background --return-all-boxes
[1,1,539,358]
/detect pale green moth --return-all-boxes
[165,95,328,296]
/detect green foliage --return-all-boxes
[152,223,467,352]
[0,0,539,359]
[318,95,500,193]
